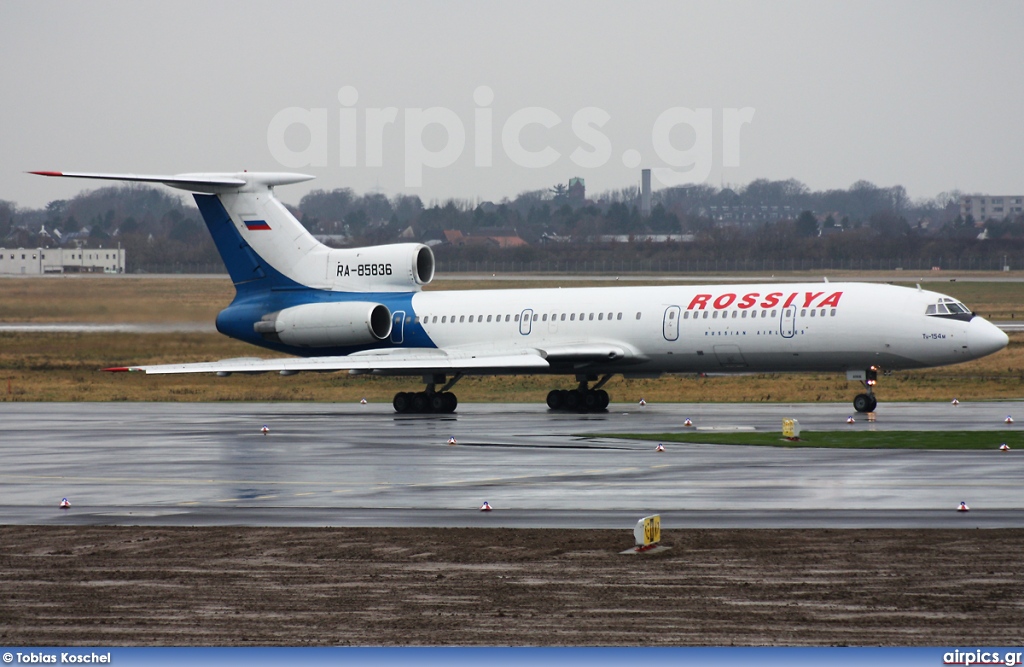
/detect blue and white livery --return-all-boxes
[32,171,1009,413]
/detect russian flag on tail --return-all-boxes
[244,219,271,231]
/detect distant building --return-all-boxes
[960,195,1024,222]
[567,177,585,205]
[0,247,125,275]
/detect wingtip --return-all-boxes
[102,366,138,373]
[28,171,64,177]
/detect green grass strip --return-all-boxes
[594,430,1022,450]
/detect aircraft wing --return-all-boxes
[104,348,551,375]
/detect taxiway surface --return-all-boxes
[2,401,1022,528]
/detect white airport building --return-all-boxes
[960,195,1024,222]
[0,247,125,275]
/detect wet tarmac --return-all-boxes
[2,401,1022,528]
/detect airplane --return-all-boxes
[32,170,1009,414]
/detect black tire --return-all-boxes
[583,390,600,411]
[866,395,878,412]
[546,390,565,410]
[564,391,580,411]
[596,389,610,410]
[442,392,458,413]
[393,392,412,413]
[430,393,447,412]
[853,393,873,413]
[412,392,430,413]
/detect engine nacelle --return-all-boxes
[327,243,434,292]
[254,301,392,348]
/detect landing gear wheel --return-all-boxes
[564,391,580,411]
[442,392,458,413]
[583,390,600,411]
[546,390,565,410]
[393,392,412,413]
[430,393,447,412]
[412,392,430,413]
[853,393,877,413]
[596,389,609,410]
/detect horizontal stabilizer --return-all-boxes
[29,170,313,194]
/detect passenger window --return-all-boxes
[469,315,474,323]
[607,312,613,320]
[712,311,718,319]
[617,313,622,320]
[487,315,492,322]
[460,316,465,323]
[533,314,538,321]
[542,314,548,321]
[771,310,777,317]
[703,311,709,319]
[741,311,747,318]
[599,313,604,320]
[441,316,446,323]
[433,316,438,323]
[570,313,576,321]
[668,311,675,320]
[635,312,641,320]
[589,313,594,321]
[800,309,806,317]
[478,315,483,322]
[732,311,738,319]
[809,309,814,317]
[505,314,510,322]
[830,309,836,316]
[515,314,520,322]
[683,312,689,319]
[561,313,566,321]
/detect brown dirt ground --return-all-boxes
[1,527,1022,646]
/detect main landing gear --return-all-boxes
[852,366,879,413]
[546,374,612,413]
[393,373,461,414]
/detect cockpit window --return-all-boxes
[926,298,973,321]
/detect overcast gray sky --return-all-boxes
[2,1,1022,209]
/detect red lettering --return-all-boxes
[737,292,759,309]
[818,291,843,308]
[802,291,824,308]
[713,293,736,309]
[761,292,782,308]
[688,294,711,310]
[783,292,798,309]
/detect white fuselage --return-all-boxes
[402,282,1007,375]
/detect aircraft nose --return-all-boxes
[967,316,1009,358]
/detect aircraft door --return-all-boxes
[780,306,796,339]
[391,310,405,344]
[662,305,680,341]
[519,308,533,335]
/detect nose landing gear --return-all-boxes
[851,366,879,413]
